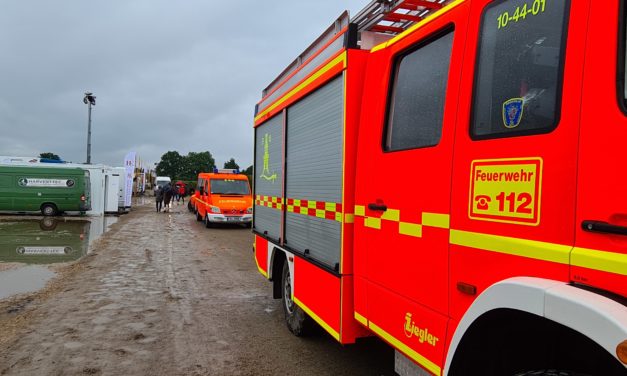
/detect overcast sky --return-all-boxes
[0,0,367,170]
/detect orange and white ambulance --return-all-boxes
[252,0,627,375]
[193,169,252,227]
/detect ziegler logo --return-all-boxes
[404,313,439,346]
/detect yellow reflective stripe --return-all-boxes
[294,199,301,206]
[572,247,627,276]
[344,213,354,224]
[369,321,441,376]
[381,209,400,222]
[365,217,381,229]
[336,212,344,222]
[277,203,283,210]
[308,201,317,209]
[293,296,340,341]
[355,205,365,217]
[450,230,571,264]
[253,245,268,279]
[325,202,337,212]
[422,213,450,229]
[255,52,347,122]
[287,205,294,212]
[354,311,368,326]
[371,0,466,53]
[316,209,326,219]
[399,222,423,238]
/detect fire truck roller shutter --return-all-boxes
[285,75,344,269]
[254,113,284,241]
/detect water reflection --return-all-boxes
[0,216,122,300]
[0,218,91,264]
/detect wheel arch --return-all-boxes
[270,247,286,299]
[444,277,627,375]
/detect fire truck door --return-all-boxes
[573,1,627,296]
[448,0,586,319]
[355,25,462,327]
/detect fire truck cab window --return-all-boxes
[472,0,569,139]
[385,30,454,151]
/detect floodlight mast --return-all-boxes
[83,91,96,164]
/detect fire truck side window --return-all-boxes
[385,29,454,151]
[472,0,569,139]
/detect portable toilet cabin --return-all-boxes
[104,169,120,214]
[113,167,129,213]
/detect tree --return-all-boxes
[223,158,240,170]
[241,165,253,187]
[39,152,60,160]
[156,151,183,179]
[156,150,216,181]
[182,151,215,180]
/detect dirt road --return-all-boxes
[0,200,393,375]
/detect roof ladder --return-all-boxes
[351,0,452,36]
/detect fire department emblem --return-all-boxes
[260,133,277,183]
[502,98,524,129]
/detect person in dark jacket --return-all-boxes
[163,182,173,212]
[155,186,164,212]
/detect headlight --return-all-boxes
[246,207,253,214]
[210,206,221,214]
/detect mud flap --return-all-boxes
[395,351,431,376]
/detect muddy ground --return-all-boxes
[0,200,394,375]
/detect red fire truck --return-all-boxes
[252,0,627,374]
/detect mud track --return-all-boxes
[0,201,393,375]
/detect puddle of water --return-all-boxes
[0,218,91,264]
[0,216,118,300]
[0,265,55,300]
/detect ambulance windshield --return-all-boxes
[210,179,250,195]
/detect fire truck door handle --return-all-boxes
[582,220,627,236]
[368,203,387,212]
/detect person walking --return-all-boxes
[163,182,173,212]
[178,183,186,203]
[155,186,164,212]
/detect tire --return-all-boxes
[196,211,203,221]
[514,371,591,376]
[187,201,193,212]
[204,215,212,228]
[281,261,311,336]
[41,203,58,216]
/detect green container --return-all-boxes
[0,166,91,216]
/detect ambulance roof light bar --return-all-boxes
[213,168,240,174]
[351,0,451,36]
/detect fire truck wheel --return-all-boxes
[281,262,311,336]
[41,203,58,216]
[187,201,192,212]
[204,215,212,228]
[196,211,203,221]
